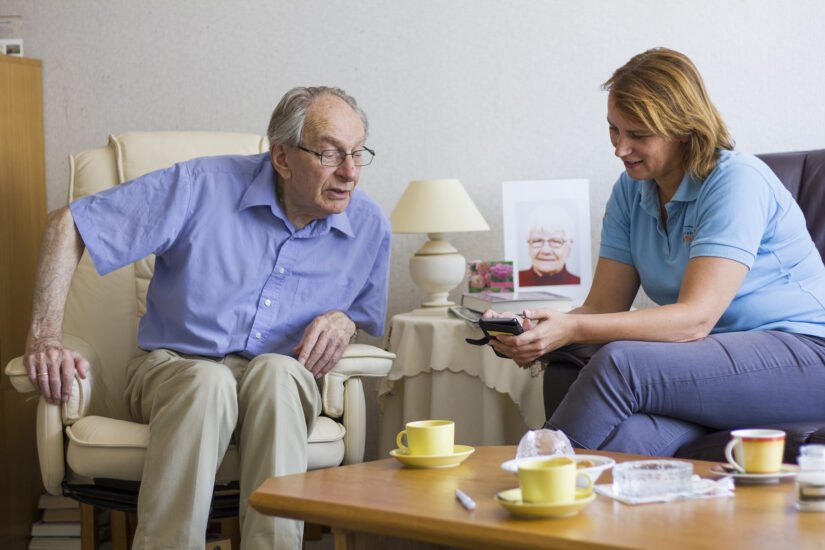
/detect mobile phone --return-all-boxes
[465,317,524,359]
[478,317,524,338]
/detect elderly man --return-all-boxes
[518,203,580,286]
[23,87,391,549]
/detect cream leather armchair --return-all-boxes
[4,131,395,546]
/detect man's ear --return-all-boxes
[270,143,292,179]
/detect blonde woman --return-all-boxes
[490,48,825,455]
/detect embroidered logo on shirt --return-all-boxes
[683,225,695,242]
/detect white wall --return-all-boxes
[7,0,825,323]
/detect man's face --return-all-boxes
[527,227,572,276]
[273,95,366,227]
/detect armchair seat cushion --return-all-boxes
[65,415,345,485]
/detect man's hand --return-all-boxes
[24,339,89,405]
[293,310,356,378]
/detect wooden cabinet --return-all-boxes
[0,53,47,550]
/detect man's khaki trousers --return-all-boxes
[124,349,322,550]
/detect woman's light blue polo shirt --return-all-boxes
[600,149,825,337]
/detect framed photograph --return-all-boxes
[501,179,592,304]
[0,16,24,57]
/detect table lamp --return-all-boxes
[390,178,490,307]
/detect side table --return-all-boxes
[378,308,545,456]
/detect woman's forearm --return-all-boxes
[567,302,715,345]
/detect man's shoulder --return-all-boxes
[186,151,270,178]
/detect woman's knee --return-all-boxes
[580,341,639,380]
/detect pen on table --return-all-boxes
[455,488,476,511]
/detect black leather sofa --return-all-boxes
[674,148,825,464]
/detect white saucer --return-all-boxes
[389,445,475,468]
[501,454,615,486]
[495,488,596,518]
[709,463,799,484]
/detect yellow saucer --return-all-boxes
[390,445,475,468]
[495,488,596,518]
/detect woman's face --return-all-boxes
[607,96,686,191]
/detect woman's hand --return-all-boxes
[481,309,518,319]
[490,309,573,367]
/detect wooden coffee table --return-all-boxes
[249,446,824,549]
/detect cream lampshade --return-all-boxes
[390,179,490,307]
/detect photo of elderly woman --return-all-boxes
[502,179,592,303]
[519,203,581,287]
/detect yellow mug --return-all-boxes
[724,429,786,473]
[518,456,593,504]
[396,420,454,456]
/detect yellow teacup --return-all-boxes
[396,420,454,456]
[724,429,786,474]
[517,456,593,504]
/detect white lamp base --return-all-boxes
[409,234,466,308]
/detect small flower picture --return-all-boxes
[468,260,513,293]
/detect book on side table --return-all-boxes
[461,290,573,314]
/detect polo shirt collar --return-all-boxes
[238,153,355,238]
[638,173,700,217]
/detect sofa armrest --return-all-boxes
[3,333,101,424]
[37,396,65,495]
[321,343,395,418]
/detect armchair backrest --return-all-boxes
[757,149,825,260]
[63,132,269,420]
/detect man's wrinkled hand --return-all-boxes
[24,340,89,404]
[293,310,356,378]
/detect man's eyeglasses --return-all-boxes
[297,145,375,167]
[527,238,570,249]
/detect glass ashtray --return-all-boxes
[612,460,693,499]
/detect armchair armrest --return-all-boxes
[321,343,395,418]
[3,333,101,424]
[4,334,102,495]
[322,343,395,465]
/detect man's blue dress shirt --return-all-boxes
[70,152,391,357]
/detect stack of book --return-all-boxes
[460,290,573,315]
[29,494,81,550]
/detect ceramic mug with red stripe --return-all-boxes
[724,429,786,473]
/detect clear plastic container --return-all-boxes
[612,460,693,499]
[796,444,825,512]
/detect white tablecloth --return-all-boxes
[378,309,546,456]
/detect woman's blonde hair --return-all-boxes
[603,48,733,181]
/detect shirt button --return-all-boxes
[278,267,285,274]
[264,299,272,307]
[255,332,262,339]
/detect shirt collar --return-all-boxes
[638,172,700,216]
[670,173,701,202]
[238,153,355,238]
